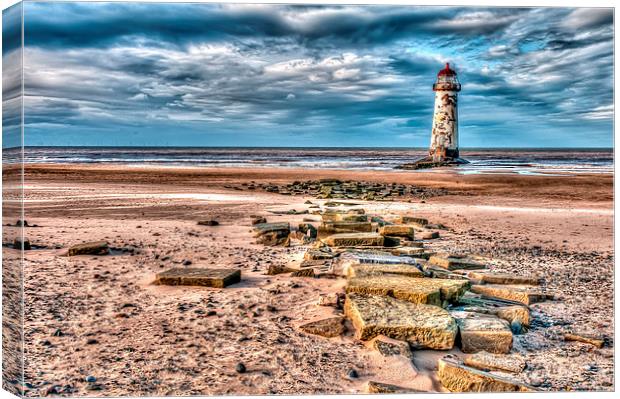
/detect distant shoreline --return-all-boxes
[8,146,615,151]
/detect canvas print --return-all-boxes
[1,0,615,396]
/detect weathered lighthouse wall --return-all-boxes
[430,90,459,158]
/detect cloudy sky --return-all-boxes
[2,1,614,147]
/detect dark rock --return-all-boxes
[13,237,31,250]
[235,363,247,373]
[197,220,219,226]
[347,369,359,379]
[68,241,109,256]
[251,216,267,225]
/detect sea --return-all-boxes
[13,147,615,176]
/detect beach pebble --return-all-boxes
[85,376,97,383]
[235,362,247,373]
[346,369,359,379]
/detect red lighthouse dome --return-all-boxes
[437,62,457,77]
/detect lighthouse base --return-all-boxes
[395,156,469,170]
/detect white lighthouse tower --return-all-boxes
[429,63,462,162]
[397,62,468,170]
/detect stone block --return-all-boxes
[469,272,541,286]
[372,335,413,358]
[253,222,290,246]
[318,221,373,237]
[299,316,345,338]
[366,381,420,394]
[452,311,513,354]
[303,248,334,261]
[345,293,457,350]
[470,284,552,306]
[323,233,384,247]
[391,247,426,256]
[346,275,469,307]
[437,357,534,392]
[396,216,428,226]
[346,263,425,279]
[379,225,415,239]
[154,268,241,288]
[564,333,605,348]
[429,255,486,270]
[266,264,296,275]
[291,268,315,278]
[464,352,526,373]
[67,241,110,256]
[455,293,530,330]
[420,231,440,240]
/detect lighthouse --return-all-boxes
[396,62,468,170]
[429,63,461,162]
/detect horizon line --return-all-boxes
[10,145,615,150]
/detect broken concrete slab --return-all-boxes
[564,332,605,348]
[418,261,469,280]
[253,222,290,235]
[464,351,526,373]
[379,225,415,239]
[452,311,513,354]
[345,293,457,350]
[67,241,110,256]
[266,264,297,275]
[290,268,315,278]
[437,357,534,392]
[396,216,428,226]
[323,233,384,247]
[346,275,442,306]
[338,214,369,222]
[253,222,291,246]
[345,263,425,279]
[317,293,344,307]
[420,231,440,240]
[344,249,416,261]
[371,335,413,358]
[470,284,552,306]
[456,293,530,331]
[154,268,241,288]
[318,221,373,237]
[469,271,541,286]
[321,209,365,222]
[347,276,469,307]
[402,241,424,248]
[366,381,420,394]
[303,248,335,261]
[299,316,345,338]
[349,275,470,307]
[429,254,486,270]
[391,247,426,257]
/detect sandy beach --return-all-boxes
[2,163,614,396]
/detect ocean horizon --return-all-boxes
[4,146,612,176]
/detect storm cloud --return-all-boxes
[4,2,614,147]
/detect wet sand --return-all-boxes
[3,163,614,395]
